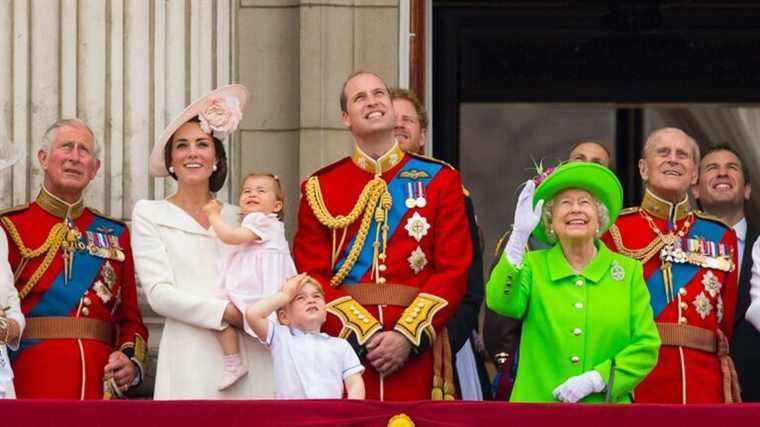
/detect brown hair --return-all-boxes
[241,172,285,221]
[164,116,228,192]
[339,70,391,113]
[389,87,429,130]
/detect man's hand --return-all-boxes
[365,331,412,377]
[104,351,138,392]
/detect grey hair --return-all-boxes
[541,195,610,244]
[39,118,100,159]
[642,127,700,165]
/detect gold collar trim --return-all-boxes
[351,141,405,175]
[36,185,85,219]
[641,188,690,221]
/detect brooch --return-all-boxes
[404,212,430,242]
[407,246,428,274]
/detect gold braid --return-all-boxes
[0,217,67,299]
[305,176,391,287]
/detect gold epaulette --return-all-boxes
[300,157,352,187]
[0,203,30,218]
[407,152,456,170]
[693,210,732,229]
[326,296,382,345]
[618,206,640,216]
[394,293,448,347]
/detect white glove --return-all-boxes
[504,180,544,266]
[553,370,606,403]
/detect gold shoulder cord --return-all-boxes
[608,223,665,265]
[1,217,67,299]
[305,176,391,288]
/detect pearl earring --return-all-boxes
[213,164,218,172]
[168,166,175,174]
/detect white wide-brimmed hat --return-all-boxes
[0,143,22,170]
[149,84,250,177]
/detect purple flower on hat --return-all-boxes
[530,159,559,187]
[198,96,242,140]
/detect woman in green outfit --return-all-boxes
[486,162,660,403]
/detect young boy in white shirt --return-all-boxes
[245,273,365,399]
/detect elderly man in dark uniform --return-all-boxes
[0,118,148,399]
[602,128,739,403]
[294,71,471,401]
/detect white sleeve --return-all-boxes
[745,238,760,330]
[131,201,229,330]
[241,212,274,243]
[0,229,23,350]
[339,339,364,379]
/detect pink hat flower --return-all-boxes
[198,96,242,140]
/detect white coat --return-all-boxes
[131,200,274,399]
[0,228,24,399]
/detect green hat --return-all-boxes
[532,162,623,245]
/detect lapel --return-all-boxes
[152,200,240,236]
[736,223,759,321]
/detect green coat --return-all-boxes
[486,242,660,403]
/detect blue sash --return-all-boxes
[12,216,124,358]
[334,158,443,285]
[645,218,728,317]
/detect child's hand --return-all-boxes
[281,273,310,299]
[202,199,222,217]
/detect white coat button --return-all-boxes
[573,328,582,336]
[574,302,583,309]
[571,356,580,364]
[575,279,584,287]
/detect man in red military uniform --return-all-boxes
[1,118,148,399]
[601,127,739,403]
[294,71,471,401]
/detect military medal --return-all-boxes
[415,182,427,208]
[405,183,416,209]
[407,246,428,274]
[404,212,431,242]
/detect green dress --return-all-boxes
[486,241,660,403]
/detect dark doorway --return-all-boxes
[433,1,760,205]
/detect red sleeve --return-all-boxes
[114,226,149,370]
[719,228,739,339]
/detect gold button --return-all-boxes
[679,288,687,296]
[679,302,688,309]
[378,277,387,284]
[571,356,580,364]
[574,302,583,309]
[575,279,584,287]
[406,316,414,323]
[81,307,90,316]
[417,302,425,308]
[679,317,687,324]
[362,318,370,324]
[83,297,92,306]
[573,328,582,336]
[378,264,387,272]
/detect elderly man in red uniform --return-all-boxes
[294,71,471,401]
[601,127,739,403]
[0,118,148,399]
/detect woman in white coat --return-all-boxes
[1,227,25,399]
[131,85,274,399]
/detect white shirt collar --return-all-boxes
[734,217,747,243]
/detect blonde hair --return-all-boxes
[241,172,285,220]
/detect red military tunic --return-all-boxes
[601,190,738,403]
[0,188,148,399]
[294,143,471,401]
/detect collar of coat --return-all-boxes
[547,241,613,284]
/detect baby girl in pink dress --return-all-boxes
[203,172,296,390]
